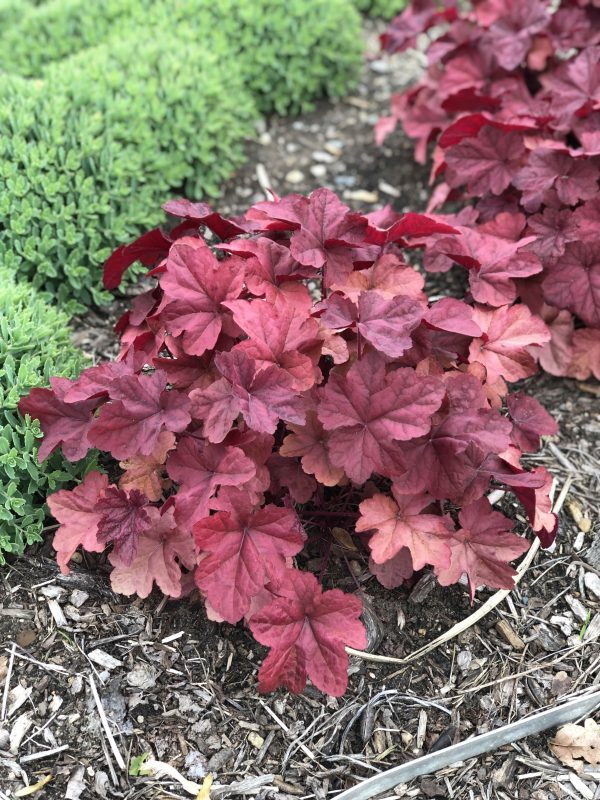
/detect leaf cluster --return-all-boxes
[378,0,600,380]
[0,271,98,564]
[20,190,558,695]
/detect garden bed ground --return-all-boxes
[1,25,600,800]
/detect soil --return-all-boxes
[2,23,600,800]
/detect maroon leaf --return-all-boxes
[96,487,152,566]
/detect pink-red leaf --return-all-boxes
[318,353,445,483]
[47,471,109,574]
[435,497,529,600]
[194,493,306,623]
[19,377,98,463]
[249,570,367,696]
[88,371,191,460]
[109,505,197,598]
[507,392,558,452]
[356,488,452,569]
[96,486,152,566]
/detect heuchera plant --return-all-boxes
[377,0,600,381]
[19,189,558,696]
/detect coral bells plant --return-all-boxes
[19,189,558,696]
[377,0,600,381]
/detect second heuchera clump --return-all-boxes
[20,189,558,696]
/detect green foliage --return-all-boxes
[0,0,362,310]
[0,38,257,311]
[0,0,363,115]
[0,272,98,564]
[353,0,407,18]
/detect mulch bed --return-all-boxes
[1,23,599,800]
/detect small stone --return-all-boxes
[286,142,300,153]
[16,629,36,648]
[126,662,157,690]
[248,732,264,749]
[325,140,344,155]
[310,164,327,178]
[457,650,472,671]
[344,189,379,204]
[574,531,586,551]
[584,572,600,599]
[69,589,89,608]
[285,169,304,184]
[312,150,335,163]
[258,132,272,146]
[378,180,400,198]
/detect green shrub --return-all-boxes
[0,271,98,564]
[353,0,406,18]
[0,0,362,310]
[0,38,257,311]
[0,0,363,114]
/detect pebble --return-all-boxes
[310,164,327,178]
[258,132,272,146]
[344,189,379,204]
[584,572,600,599]
[285,169,304,184]
[69,589,89,608]
[369,58,391,74]
[286,142,300,153]
[312,150,336,163]
[379,180,401,197]
[248,731,265,749]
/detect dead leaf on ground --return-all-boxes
[550,718,600,772]
[0,655,7,682]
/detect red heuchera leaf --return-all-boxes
[365,212,459,246]
[356,488,453,569]
[250,188,367,286]
[331,254,425,302]
[543,241,600,327]
[190,351,306,442]
[512,149,600,212]
[47,471,109,574]
[393,408,512,503]
[224,296,321,390]
[167,436,256,530]
[569,327,600,379]
[511,466,557,545]
[109,505,197,599]
[18,377,99,462]
[318,352,445,483]
[88,371,191,460]
[369,549,413,589]
[267,453,318,504]
[280,411,345,487]
[159,237,244,355]
[249,570,367,696]
[433,228,542,306]
[435,498,529,600]
[321,291,425,358]
[96,486,152,566]
[119,430,176,501]
[445,127,526,196]
[104,227,171,290]
[469,304,550,383]
[194,490,306,623]
[424,298,482,336]
[64,359,136,403]
[507,392,558,452]
[162,199,245,239]
[481,0,550,71]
